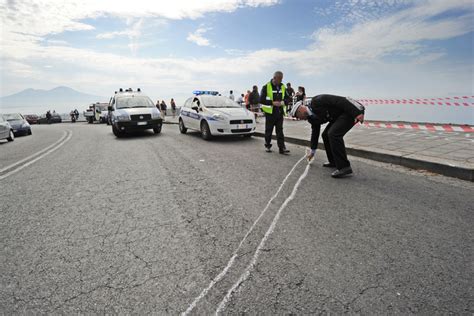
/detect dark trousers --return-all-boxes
[322,114,354,169]
[264,113,285,149]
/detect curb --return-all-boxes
[254,132,474,182]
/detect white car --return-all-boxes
[109,88,163,137]
[179,94,256,140]
[0,115,14,142]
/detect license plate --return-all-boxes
[237,124,247,129]
[137,121,147,126]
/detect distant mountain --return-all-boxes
[0,86,106,108]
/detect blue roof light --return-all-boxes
[193,90,219,96]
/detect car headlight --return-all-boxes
[115,115,130,121]
[212,113,226,121]
[22,123,30,128]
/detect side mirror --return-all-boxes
[108,106,114,111]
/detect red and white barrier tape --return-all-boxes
[360,121,474,133]
[357,96,474,107]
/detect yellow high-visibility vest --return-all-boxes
[261,82,287,115]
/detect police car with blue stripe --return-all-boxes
[179,91,256,140]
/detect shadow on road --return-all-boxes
[181,130,257,144]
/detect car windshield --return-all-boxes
[4,113,23,120]
[116,96,154,109]
[201,96,241,108]
[96,104,108,111]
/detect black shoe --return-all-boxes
[331,167,353,178]
[265,147,272,153]
[323,162,336,168]
[279,148,290,155]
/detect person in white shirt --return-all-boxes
[229,90,234,101]
[237,94,244,107]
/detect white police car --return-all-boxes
[179,91,256,140]
[108,88,162,137]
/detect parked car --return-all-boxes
[24,114,39,124]
[109,88,162,137]
[179,91,256,140]
[3,113,32,136]
[0,115,15,142]
[38,113,62,124]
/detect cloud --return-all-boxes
[187,27,212,46]
[0,0,472,100]
[1,0,278,37]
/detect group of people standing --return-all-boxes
[231,83,306,116]
[156,99,177,118]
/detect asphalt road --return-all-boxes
[1,123,472,314]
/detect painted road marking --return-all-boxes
[182,156,306,315]
[0,130,72,180]
[0,130,68,174]
[215,163,311,315]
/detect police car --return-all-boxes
[179,91,256,140]
[108,88,162,137]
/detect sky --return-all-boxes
[0,0,473,111]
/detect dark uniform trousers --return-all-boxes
[264,112,285,149]
[321,113,354,169]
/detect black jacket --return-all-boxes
[308,94,364,150]
[260,80,291,115]
[249,90,260,105]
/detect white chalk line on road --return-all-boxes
[0,130,68,173]
[0,130,72,181]
[215,162,311,314]
[182,155,306,315]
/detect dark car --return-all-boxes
[38,114,62,124]
[3,113,32,136]
[24,114,39,124]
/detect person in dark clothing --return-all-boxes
[295,86,306,103]
[46,110,52,124]
[290,95,365,178]
[170,98,177,118]
[249,85,260,109]
[286,82,295,112]
[248,85,260,122]
[260,71,291,154]
[160,100,167,116]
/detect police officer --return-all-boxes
[290,95,365,178]
[260,71,291,154]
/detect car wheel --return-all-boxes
[243,133,253,138]
[201,120,212,140]
[153,125,162,134]
[28,129,32,135]
[112,125,124,138]
[179,119,187,134]
[7,130,14,142]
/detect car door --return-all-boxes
[188,97,202,130]
[0,115,8,139]
[180,98,193,129]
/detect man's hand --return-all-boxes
[306,151,315,162]
[355,114,364,124]
[272,101,282,107]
